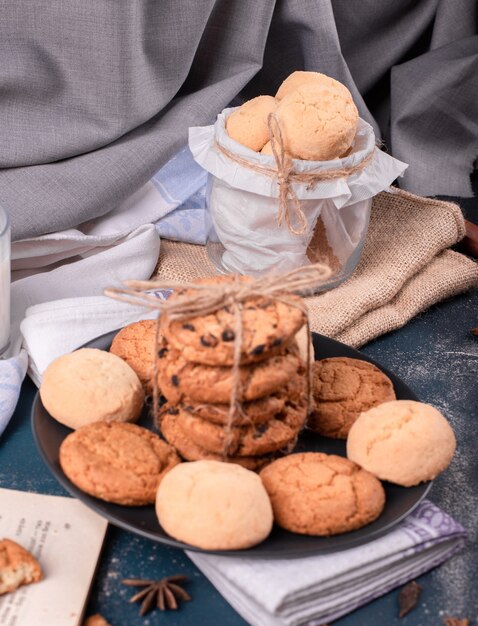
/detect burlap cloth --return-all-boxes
[153,188,478,348]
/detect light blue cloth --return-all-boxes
[155,187,207,244]
[150,145,207,243]
[0,350,28,436]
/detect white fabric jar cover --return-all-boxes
[189,107,408,275]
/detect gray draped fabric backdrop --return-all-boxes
[1,0,477,241]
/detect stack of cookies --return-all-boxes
[155,282,309,470]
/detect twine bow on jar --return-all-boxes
[215,112,376,236]
[104,263,331,457]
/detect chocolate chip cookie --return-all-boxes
[159,411,276,471]
[309,357,396,439]
[157,336,305,404]
[161,277,306,366]
[181,377,306,426]
[160,398,306,456]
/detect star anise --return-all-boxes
[122,575,192,616]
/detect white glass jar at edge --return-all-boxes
[0,205,10,355]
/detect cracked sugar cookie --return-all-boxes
[276,81,358,161]
[260,452,385,535]
[347,400,456,486]
[308,357,396,439]
[226,95,277,152]
[110,320,157,396]
[60,422,181,505]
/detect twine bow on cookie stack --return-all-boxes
[104,263,331,456]
[215,113,376,235]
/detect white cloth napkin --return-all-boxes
[188,500,466,626]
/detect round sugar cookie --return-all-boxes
[60,422,181,505]
[156,460,273,550]
[110,319,157,395]
[308,357,396,439]
[226,95,277,152]
[347,400,456,486]
[40,348,144,429]
[260,452,385,536]
[276,81,358,161]
[275,70,341,100]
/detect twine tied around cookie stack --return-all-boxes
[214,113,375,235]
[104,263,331,457]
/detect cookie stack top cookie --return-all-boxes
[160,287,306,366]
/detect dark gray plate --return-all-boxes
[32,331,431,558]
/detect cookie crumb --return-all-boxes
[443,618,470,626]
[0,538,42,595]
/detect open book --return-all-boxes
[0,488,108,626]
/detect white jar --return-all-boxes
[190,111,407,291]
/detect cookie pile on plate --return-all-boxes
[155,281,309,470]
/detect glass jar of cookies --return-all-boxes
[189,72,408,291]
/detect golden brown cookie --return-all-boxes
[182,394,286,426]
[83,616,112,626]
[163,398,306,457]
[159,411,275,471]
[157,337,305,404]
[226,95,277,151]
[156,461,274,550]
[110,319,157,395]
[161,281,306,366]
[40,348,144,430]
[60,422,181,505]
[260,453,385,536]
[275,70,339,100]
[309,357,396,439]
[347,400,456,486]
[0,539,43,595]
[276,81,358,161]
[180,376,306,426]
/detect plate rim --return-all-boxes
[31,330,432,558]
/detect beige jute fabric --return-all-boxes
[153,188,478,348]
